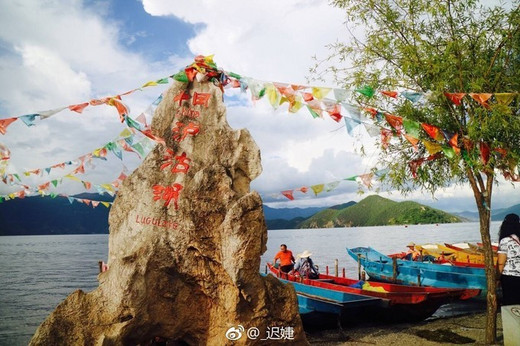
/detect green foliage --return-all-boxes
[316,0,520,196]
[298,195,461,228]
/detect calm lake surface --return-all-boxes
[0,222,500,345]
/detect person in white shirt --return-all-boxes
[294,250,319,279]
[497,213,520,305]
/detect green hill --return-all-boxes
[298,195,462,228]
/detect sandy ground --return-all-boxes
[306,311,504,345]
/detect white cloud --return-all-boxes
[142,0,348,84]
[1,0,518,214]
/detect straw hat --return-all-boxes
[297,250,313,258]
[406,242,416,247]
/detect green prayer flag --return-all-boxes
[442,146,455,159]
[13,174,21,181]
[172,71,188,83]
[306,106,321,119]
[132,143,145,156]
[156,78,169,84]
[344,176,357,181]
[0,197,3,203]
[403,119,421,138]
[355,85,375,98]
[51,180,58,187]
[125,116,142,130]
[50,193,57,199]
[228,72,241,79]
[258,88,266,98]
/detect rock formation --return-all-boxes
[29,65,307,345]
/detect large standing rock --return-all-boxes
[30,77,307,345]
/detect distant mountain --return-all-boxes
[453,211,479,222]
[262,205,327,220]
[265,201,357,230]
[0,194,113,236]
[492,203,520,221]
[298,195,462,228]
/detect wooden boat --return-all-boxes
[414,243,496,265]
[268,263,479,321]
[263,266,384,317]
[389,251,486,268]
[443,243,497,265]
[347,247,487,290]
[477,242,498,252]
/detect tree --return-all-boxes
[315,0,520,342]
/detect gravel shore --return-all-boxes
[306,309,504,345]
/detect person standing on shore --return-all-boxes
[273,244,295,273]
[497,213,520,305]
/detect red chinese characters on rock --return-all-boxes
[160,149,191,174]
[152,183,183,209]
[171,121,200,142]
[173,91,191,106]
[192,92,211,107]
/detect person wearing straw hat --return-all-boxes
[405,242,421,261]
[294,250,319,279]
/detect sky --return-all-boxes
[0,0,518,213]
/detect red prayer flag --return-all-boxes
[381,128,393,149]
[281,190,295,201]
[302,93,314,102]
[421,123,444,141]
[444,92,466,106]
[0,117,17,135]
[385,114,403,134]
[68,103,89,113]
[381,91,398,98]
[480,142,490,165]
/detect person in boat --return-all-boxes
[273,244,295,273]
[404,242,421,261]
[293,250,319,279]
[497,213,520,305]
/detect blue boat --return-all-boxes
[347,247,487,290]
[263,272,386,316]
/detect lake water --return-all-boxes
[0,222,500,345]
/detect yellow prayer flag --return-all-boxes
[423,140,442,155]
[142,81,158,88]
[312,87,331,100]
[119,128,133,138]
[100,184,114,192]
[265,84,281,108]
[101,202,111,208]
[289,99,303,113]
[64,174,81,182]
[311,184,324,196]
[494,93,516,106]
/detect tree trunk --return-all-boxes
[478,204,498,344]
[469,172,497,344]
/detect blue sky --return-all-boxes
[0,0,518,213]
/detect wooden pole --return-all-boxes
[342,268,345,278]
[357,254,362,280]
[335,259,339,277]
[326,266,329,276]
